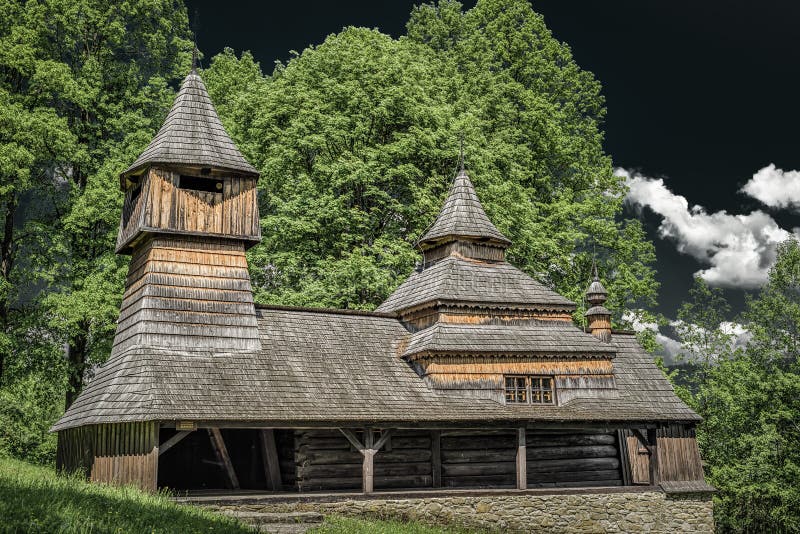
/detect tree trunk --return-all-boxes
[65,327,89,409]
[0,192,18,383]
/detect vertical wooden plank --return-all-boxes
[617,429,632,486]
[112,425,119,484]
[208,428,239,490]
[259,429,283,491]
[516,427,527,490]
[234,177,242,235]
[222,176,232,234]
[431,430,442,488]
[243,179,252,236]
[647,428,659,486]
[151,422,159,492]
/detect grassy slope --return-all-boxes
[0,458,479,534]
[0,457,252,534]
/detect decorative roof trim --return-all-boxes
[255,303,399,319]
[397,299,577,317]
[406,350,616,360]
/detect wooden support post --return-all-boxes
[516,427,527,490]
[259,429,283,491]
[338,428,395,494]
[647,428,659,486]
[339,428,365,451]
[431,430,442,488]
[363,428,374,494]
[208,428,239,490]
[158,430,191,456]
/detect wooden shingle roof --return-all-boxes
[122,72,258,178]
[417,170,511,247]
[51,308,699,431]
[403,321,614,359]
[376,256,575,313]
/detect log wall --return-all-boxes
[440,430,516,488]
[525,430,622,488]
[56,422,159,492]
[117,167,260,253]
[294,430,433,491]
[293,429,622,492]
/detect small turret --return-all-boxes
[585,265,612,342]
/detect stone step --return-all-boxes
[222,510,325,525]
[253,524,315,534]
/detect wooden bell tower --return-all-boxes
[112,68,262,356]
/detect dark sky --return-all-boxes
[186,0,800,318]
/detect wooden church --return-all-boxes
[53,68,709,496]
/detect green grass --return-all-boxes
[0,457,253,534]
[309,516,480,534]
[0,457,481,534]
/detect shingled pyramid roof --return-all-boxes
[417,170,511,248]
[122,71,258,178]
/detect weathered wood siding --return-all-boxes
[625,425,705,484]
[117,167,260,253]
[56,422,159,492]
[416,357,617,404]
[402,307,573,331]
[422,241,506,265]
[294,430,433,491]
[112,235,260,355]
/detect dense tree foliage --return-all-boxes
[674,239,800,532]
[0,0,192,460]
[5,3,796,530]
[203,0,659,323]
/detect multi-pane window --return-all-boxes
[504,376,554,405]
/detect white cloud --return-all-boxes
[623,311,684,365]
[741,164,800,209]
[618,168,798,288]
[623,311,750,366]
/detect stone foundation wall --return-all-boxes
[208,489,714,533]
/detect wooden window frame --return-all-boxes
[504,375,555,405]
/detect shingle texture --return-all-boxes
[376,256,575,313]
[123,72,258,177]
[403,321,614,358]
[51,309,698,431]
[418,170,511,247]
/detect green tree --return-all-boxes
[695,239,800,532]
[674,276,736,389]
[0,0,193,408]
[204,0,659,319]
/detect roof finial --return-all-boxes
[190,9,200,74]
[191,45,198,74]
[458,134,465,173]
